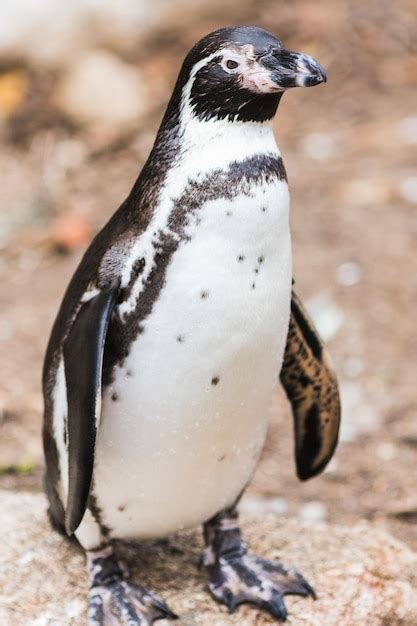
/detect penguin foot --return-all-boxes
[203,508,315,622]
[204,552,315,621]
[87,546,178,626]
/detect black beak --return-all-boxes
[261,48,327,90]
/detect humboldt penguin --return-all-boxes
[42,26,340,624]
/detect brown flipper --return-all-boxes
[280,290,341,480]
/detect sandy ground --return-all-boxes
[3,490,417,626]
[0,0,416,560]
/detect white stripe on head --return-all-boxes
[179,45,280,132]
[118,52,282,318]
[178,49,278,156]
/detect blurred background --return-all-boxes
[0,0,416,549]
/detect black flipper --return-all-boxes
[280,289,341,480]
[63,288,118,535]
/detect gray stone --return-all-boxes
[1,490,417,625]
[0,1,157,64]
[55,51,149,129]
[0,0,237,66]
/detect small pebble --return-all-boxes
[269,497,289,515]
[396,116,417,145]
[336,262,362,287]
[399,176,417,204]
[306,293,344,342]
[239,494,289,516]
[343,357,364,378]
[348,562,365,576]
[19,550,36,566]
[299,501,328,524]
[54,138,87,170]
[302,132,337,160]
[376,442,397,461]
[0,319,12,341]
[30,614,53,626]
[343,178,391,207]
[65,599,84,619]
[17,249,41,272]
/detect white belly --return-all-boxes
[93,180,291,539]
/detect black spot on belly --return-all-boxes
[237,255,245,262]
[126,370,133,377]
[111,392,118,402]
[201,290,209,299]
[101,155,286,384]
[258,256,264,263]
[211,376,220,386]
[261,206,267,212]
[225,210,233,217]
[251,283,256,289]
[254,268,259,274]
[177,335,185,343]
[218,454,226,462]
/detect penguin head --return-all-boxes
[174,26,327,123]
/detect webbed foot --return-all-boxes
[87,547,177,626]
[205,552,315,621]
[203,509,315,622]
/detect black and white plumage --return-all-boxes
[42,26,339,624]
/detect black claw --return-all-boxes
[168,611,179,620]
[263,590,288,621]
[265,604,288,622]
[298,574,317,600]
[158,605,178,620]
[283,572,317,599]
[224,589,237,614]
[137,589,178,620]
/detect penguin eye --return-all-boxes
[226,59,239,70]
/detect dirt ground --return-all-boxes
[1,0,416,556]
